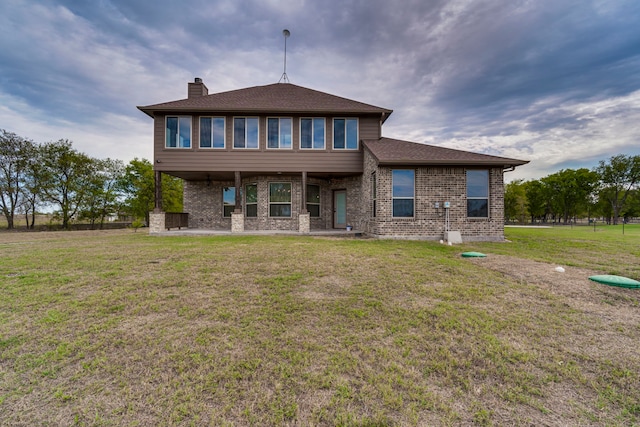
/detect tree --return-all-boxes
[594,188,614,223]
[20,142,45,229]
[524,179,547,223]
[541,168,599,224]
[39,140,95,230]
[576,168,602,224]
[120,158,154,225]
[120,158,183,224]
[79,158,125,228]
[622,189,640,221]
[504,180,527,223]
[595,155,640,225]
[162,173,183,213]
[0,129,34,229]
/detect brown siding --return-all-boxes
[359,116,380,140]
[187,81,208,99]
[158,151,364,173]
[153,113,383,174]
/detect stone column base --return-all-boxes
[149,212,165,234]
[231,212,244,233]
[299,212,310,234]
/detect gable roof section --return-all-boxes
[138,83,393,119]
[363,138,528,168]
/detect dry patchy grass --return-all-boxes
[0,228,639,426]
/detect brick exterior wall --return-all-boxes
[183,180,231,230]
[361,149,505,241]
[183,174,364,231]
[183,158,505,241]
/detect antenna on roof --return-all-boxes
[278,29,290,83]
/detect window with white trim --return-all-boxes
[300,118,325,149]
[223,187,235,217]
[392,169,415,217]
[269,182,291,217]
[245,184,257,217]
[267,118,292,149]
[467,170,489,217]
[233,117,259,149]
[306,184,320,217]
[200,117,225,148]
[166,116,191,148]
[333,118,358,150]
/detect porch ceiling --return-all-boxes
[160,171,362,181]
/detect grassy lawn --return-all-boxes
[0,227,638,426]
[477,224,640,277]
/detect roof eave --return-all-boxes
[136,106,155,118]
[138,106,390,113]
[137,106,392,118]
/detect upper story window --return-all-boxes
[267,118,292,149]
[166,116,191,148]
[200,117,225,149]
[392,169,415,218]
[233,117,259,149]
[467,170,489,218]
[300,118,325,149]
[333,118,358,150]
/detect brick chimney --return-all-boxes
[188,77,208,98]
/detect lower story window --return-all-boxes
[245,184,257,217]
[392,169,415,217]
[223,187,235,217]
[306,184,320,217]
[467,169,489,217]
[269,182,291,217]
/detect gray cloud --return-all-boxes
[0,0,638,181]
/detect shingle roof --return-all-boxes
[363,138,528,168]
[138,83,393,118]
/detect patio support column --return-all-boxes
[234,171,242,212]
[301,171,308,213]
[299,171,310,233]
[149,169,165,233]
[154,170,162,212]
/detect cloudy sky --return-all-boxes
[1,0,639,182]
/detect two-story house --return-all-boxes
[138,78,527,241]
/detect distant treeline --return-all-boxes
[505,155,640,224]
[0,129,182,230]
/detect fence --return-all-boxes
[165,212,189,230]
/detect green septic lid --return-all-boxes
[461,252,487,258]
[589,275,640,289]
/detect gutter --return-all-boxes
[378,160,528,167]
